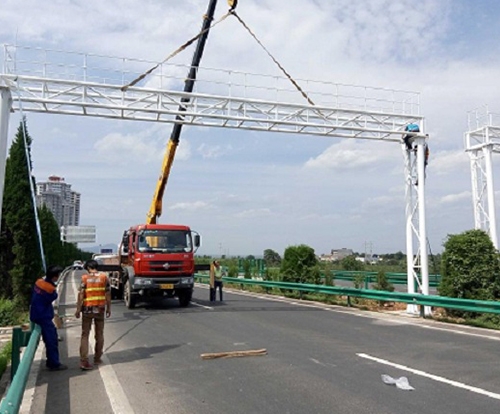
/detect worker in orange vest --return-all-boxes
[75,259,111,370]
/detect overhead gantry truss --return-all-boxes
[0,45,429,311]
[0,74,422,142]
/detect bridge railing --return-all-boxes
[194,274,500,315]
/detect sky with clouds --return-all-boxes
[2,0,500,257]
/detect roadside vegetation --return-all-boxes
[197,230,500,330]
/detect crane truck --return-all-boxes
[94,0,225,308]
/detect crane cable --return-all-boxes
[13,78,47,273]
[229,10,315,106]
[121,8,234,92]
[122,2,315,109]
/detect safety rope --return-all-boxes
[121,10,233,91]
[14,78,47,273]
[229,10,315,106]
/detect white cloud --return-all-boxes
[168,201,210,212]
[234,208,272,218]
[429,150,469,176]
[197,143,230,159]
[304,140,398,171]
[94,125,191,165]
[439,191,471,204]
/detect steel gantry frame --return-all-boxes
[466,106,500,249]
[0,45,429,310]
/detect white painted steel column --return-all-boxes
[0,87,12,227]
[404,145,418,314]
[469,151,481,229]
[416,138,431,315]
[483,140,498,249]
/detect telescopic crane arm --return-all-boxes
[146,0,225,224]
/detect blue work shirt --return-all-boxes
[30,277,58,322]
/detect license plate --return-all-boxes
[160,283,174,289]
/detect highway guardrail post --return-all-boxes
[10,324,33,380]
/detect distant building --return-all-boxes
[319,248,354,262]
[36,175,81,228]
[331,248,354,261]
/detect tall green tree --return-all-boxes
[1,119,42,307]
[281,244,320,284]
[39,204,64,267]
[0,218,15,298]
[439,229,500,302]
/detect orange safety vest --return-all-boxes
[82,272,108,307]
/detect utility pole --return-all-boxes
[364,241,373,264]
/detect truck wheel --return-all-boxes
[178,291,192,307]
[124,280,136,309]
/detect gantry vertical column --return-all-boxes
[466,108,500,250]
[403,129,430,314]
[0,87,12,227]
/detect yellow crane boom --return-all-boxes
[145,0,227,224]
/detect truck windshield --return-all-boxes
[137,230,192,253]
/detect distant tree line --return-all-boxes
[0,119,91,314]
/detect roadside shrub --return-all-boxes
[440,229,500,317]
[0,341,12,378]
[353,273,365,289]
[373,270,394,292]
[0,299,21,326]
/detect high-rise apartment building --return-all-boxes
[36,175,81,228]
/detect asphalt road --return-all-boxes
[24,270,500,413]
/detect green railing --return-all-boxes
[195,274,500,315]
[0,324,41,414]
[328,270,441,288]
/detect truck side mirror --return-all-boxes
[194,234,201,247]
[120,231,129,254]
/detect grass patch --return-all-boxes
[0,341,12,379]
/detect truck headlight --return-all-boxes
[135,278,153,286]
[180,277,193,285]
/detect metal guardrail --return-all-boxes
[0,324,41,414]
[194,274,500,316]
[328,271,442,288]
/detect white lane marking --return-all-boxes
[357,353,500,400]
[99,354,135,414]
[190,301,213,310]
[309,358,327,367]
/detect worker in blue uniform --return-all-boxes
[30,265,68,371]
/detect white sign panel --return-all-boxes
[61,225,96,243]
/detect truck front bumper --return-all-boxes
[132,276,194,295]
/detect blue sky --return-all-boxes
[2,0,500,257]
